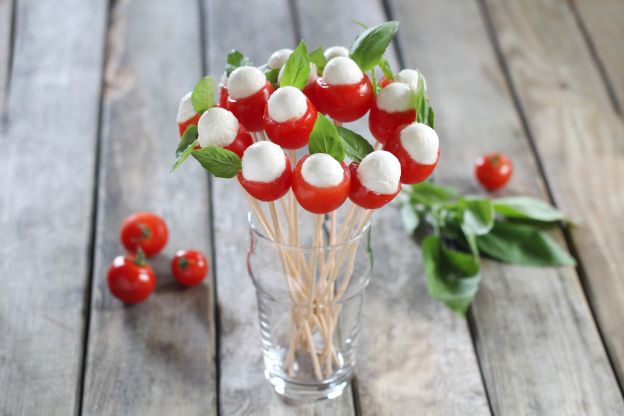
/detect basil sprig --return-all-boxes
[191,147,242,178]
[225,50,252,76]
[413,75,435,128]
[171,125,199,172]
[280,40,310,90]
[309,46,327,74]
[349,21,399,72]
[308,114,345,162]
[402,181,574,314]
[191,76,216,113]
[336,126,373,163]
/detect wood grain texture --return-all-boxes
[482,0,624,393]
[294,1,491,414]
[391,0,624,413]
[0,1,106,414]
[81,1,217,414]
[203,0,355,413]
[573,0,624,111]
[0,0,12,114]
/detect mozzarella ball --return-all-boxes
[377,83,415,113]
[322,56,364,85]
[198,107,239,148]
[267,86,308,123]
[228,66,266,99]
[267,48,293,70]
[358,150,401,194]
[176,92,195,123]
[395,69,427,93]
[278,62,318,86]
[242,141,286,182]
[324,46,350,62]
[302,153,344,187]
[400,122,439,165]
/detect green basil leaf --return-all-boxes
[309,46,327,73]
[191,76,216,113]
[263,66,280,89]
[280,40,310,90]
[477,221,575,266]
[422,235,481,315]
[226,50,252,76]
[171,125,199,172]
[379,58,394,80]
[191,147,242,178]
[335,125,373,162]
[427,106,435,129]
[461,198,495,236]
[352,19,369,29]
[349,21,399,72]
[408,181,461,206]
[493,197,565,222]
[401,203,419,234]
[308,113,345,162]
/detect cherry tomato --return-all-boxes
[178,112,201,136]
[348,162,400,209]
[303,81,321,110]
[222,124,253,158]
[384,133,440,185]
[120,212,168,257]
[237,153,292,202]
[377,76,393,89]
[171,250,209,286]
[368,101,416,145]
[263,98,317,149]
[226,82,274,132]
[219,85,229,108]
[314,76,373,123]
[292,155,351,214]
[107,253,156,304]
[475,152,513,191]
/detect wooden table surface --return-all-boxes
[1,0,624,414]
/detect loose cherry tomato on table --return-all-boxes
[475,152,513,191]
[120,212,169,257]
[171,250,209,286]
[292,154,351,214]
[107,251,156,304]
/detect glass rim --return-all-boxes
[247,211,371,251]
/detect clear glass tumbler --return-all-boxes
[247,215,373,401]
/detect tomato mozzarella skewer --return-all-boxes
[197,107,253,157]
[349,150,401,209]
[292,154,351,214]
[226,66,274,132]
[277,62,320,107]
[378,68,426,92]
[314,56,374,123]
[237,141,292,202]
[368,83,416,145]
[267,48,293,70]
[323,46,350,62]
[176,92,201,136]
[263,86,317,149]
[384,122,440,184]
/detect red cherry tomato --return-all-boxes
[368,101,416,145]
[171,250,209,286]
[178,112,201,136]
[263,99,317,149]
[303,81,321,110]
[475,152,513,191]
[226,82,274,132]
[221,124,253,157]
[219,85,229,108]
[377,76,393,88]
[292,155,351,214]
[348,163,400,209]
[120,212,169,257]
[237,154,292,202]
[107,254,156,304]
[384,133,440,185]
[314,76,373,123]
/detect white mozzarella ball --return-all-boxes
[268,48,293,70]
[176,92,195,123]
[400,122,439,165]
[376,83,415,113]
[278,62,318,86]
[395,69,427,93]
[267,86,308,123]
[302,153,344,187]
[198,107,239,148]
[324,46,350,62]
[357,150,401,194]
[322,56,364,85]
[228,66,266,99]
[242,141,286,182]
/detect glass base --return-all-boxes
[265,369,352,401]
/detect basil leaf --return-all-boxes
[172,125,199,172]
[191,76,216,113]
[263,66,280,89]
[477,221,575,266]
[280,40,310,90]
[309,46,327,73]
[191,147,242,178]
[461,198,495,236]
[401,203,419,234]
[422,235,481,315]
[493,197,565,222]
[335,125,373,162]
[226,50,252,76]
[408,181,460,206]
[349,21,399,72]
[308,113,345,162]
[427,106,435,129]
[379,58,394,80]
[352,19,369,29]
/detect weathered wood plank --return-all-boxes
[573,0,624,111]
[482,0,624,393]
[390,0,624,413]
[294,1,491,414]
[0,1,106,414]
[0,0,12,114]
[203,0,356,413]
[81,1,217,414]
